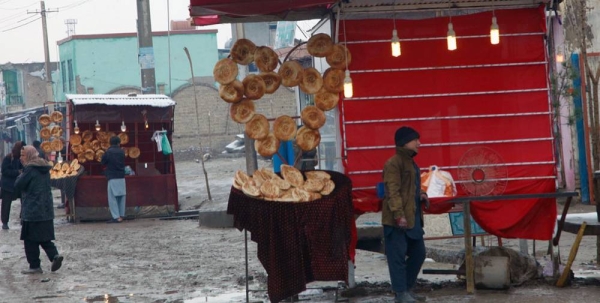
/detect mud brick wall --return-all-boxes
[171,78,297,153]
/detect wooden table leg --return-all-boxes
[463,201,475,294]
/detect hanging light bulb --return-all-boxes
[57,151,63,164]
[95,120,101,131]
[391,29,401,57]
[343,70,353,98]
[144,120,149,129]
[121,121,127,132]
[447,21,457,51]
[73,120,80,134]
[490,14,500,45]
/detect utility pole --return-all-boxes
[136,0,156,94]
[29,1,58,103]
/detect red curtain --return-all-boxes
[341,6,557,240]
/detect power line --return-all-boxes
[0,1,38,11]
[1,16,40,32]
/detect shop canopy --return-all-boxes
[189,0,552,25]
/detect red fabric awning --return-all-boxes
[189,0,335,25]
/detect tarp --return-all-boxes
[340,6,557,240]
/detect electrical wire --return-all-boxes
[1,16,39,32]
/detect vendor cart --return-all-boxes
[64,94,178,222]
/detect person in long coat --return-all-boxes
[1,141,25,230]
[15,146,63,274]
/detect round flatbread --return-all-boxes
[101,141,110,150]
[77,153,87,164]
[82,130,93,142]
[320,179,336,195]
[322,68,345,93]
[213,58,239,85]
[303,178,325,193]
[296,126,321,151]
[69,134,82,145]
[51,111,63,123]
[91,140,101,151]
[299,67,323,94]
[259,72,282,94]
[305,171,331,180]
[219,80,245,103]
[291,187,311,202]
[315,86,340,111]
[260,179,280,199]
[326,44,352,70]
[254,46,279,72]
[96,131,108,142]
[95,150,105,162]
[307,33,334,57]
[254,132,280,158]
[40,141,51,153]
[229,98,255,124]
[51,126,63,138]
[278,61,304,87]
[83,141,93,151]
[40,127,51,140]
[230,38,256,65]
[51,139,63,152]
[242,74,266,100]
[234,170,251,187]
[242,181,261,197]
[53,162,61,171]
[273,115,297,141]
[61,163,70,172]
[70,159,79,167]
[245,114,269,140]
[118,132,129,145]
[301,106,326,130]
[71,144,83,154]
[122,147,129,158]
[128,147,141,159]
[38,114,51,126]
[281,164,304,188]
[270,175,291,190]
[83,149,94,161]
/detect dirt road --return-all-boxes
[1,156,600,302]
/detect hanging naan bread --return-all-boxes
[299,67,323,94]
[230,98,256,124]
[128,147,141,159]
[91,140,101,151]
[322,68,345,93]
[38,114,51,126]
[278,60,304,87]
[254,46,279,72]
[213,58,239,85]
[254,132,280,158]
[230,38,256,65]
[273,115,297,141]
[259,72,282,94]
[51,111,63,123]
[77,152,87,164]
[82,130,93,142]
[301,106,326,130]
[69,134,82,145]
[71,144,83,154]
[118,132,129,145]
[326,44,352,70]
[95,150,105,162]
[281,164,304,188]
[51,126,63,138]
[296,126,321,151]
[40,127,51,140]
[51,139,63,152]
[245,114,269,140]
[242,74,266,100]
[315,86,340,111]
[307,33,334,57]
[219,80,245,103]
[84,149,95,161]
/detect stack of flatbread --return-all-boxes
[233,165,335,202]
[50,159,81,179]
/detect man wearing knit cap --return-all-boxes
[382,126,429,303]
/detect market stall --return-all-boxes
[64,94,178,222]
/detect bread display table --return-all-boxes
[227,170,353,303]
[49,167,85,221]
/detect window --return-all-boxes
[67,60,74,92]
[61,61,67,92]
[2,70,23,105]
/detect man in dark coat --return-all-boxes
[1,141,24,230]
[101,136,126,223]
[15,146,63,274]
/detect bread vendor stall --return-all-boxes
[64,94,178,222]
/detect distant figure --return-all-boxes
[15,145,63,274]
[1,141,25,230]
[32,140,46,160]
[101,136,126,223]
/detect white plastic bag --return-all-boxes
[421,165,457,198]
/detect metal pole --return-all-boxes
[136,0,156,94]
[245,229,249,303]
[463,201,475,294]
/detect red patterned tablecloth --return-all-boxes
[227,170,353,303]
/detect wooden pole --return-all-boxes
[463,201,475,294]
[556,221,587,287]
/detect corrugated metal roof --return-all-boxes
[66,94,176,107]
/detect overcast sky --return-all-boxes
[0,0,232,64]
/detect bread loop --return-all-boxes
[230,39,256,65]
[219,80,245,103]
[307,33,334,57]
[229,98,256,124]
[273,115,297,141]
[213,58,239,85]
[242,74,266,100]
[301,106,326,130]
[254,46,279,72]
[278,61,304,87]
[298,67,323,94]
[245,114,270,140]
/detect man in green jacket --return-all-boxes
[382,126,429,303]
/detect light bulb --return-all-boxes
[447,22,457,50]
[73,120,80,134]
[144,120,149,129]
[95,120,101,131]
[490,16,499,45]
[391,29,401,57]
[57,151,63,163]
[121,121,126,132]
[556,53,565,63]
[343,70,353,98]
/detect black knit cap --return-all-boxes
[394,126,420,147]
[110,136,121,146]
